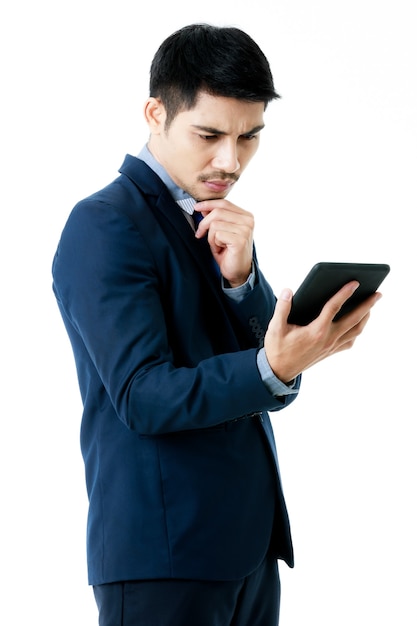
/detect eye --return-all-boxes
[241,133,258,141]
[200,134,218,141]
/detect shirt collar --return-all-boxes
[137,145,194,211]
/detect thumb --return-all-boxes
[265,288,293,358]
[272,288,293,325]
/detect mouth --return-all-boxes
[202,179,235,194]
[199,173,239,195]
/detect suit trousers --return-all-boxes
[93,553,280,626]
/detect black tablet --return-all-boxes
[287,262,390,326]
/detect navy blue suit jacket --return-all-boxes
[52,155,300,586]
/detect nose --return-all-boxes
[212,140,240,173]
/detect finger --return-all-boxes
[194,201,253,224]
[275,288,293,326]
[195,199,242,213]
[331,310,372,355]
[320,281,360,322]
[207,223,252,246]
[196,216,253,242]
[332,290,382,330]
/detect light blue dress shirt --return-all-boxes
[137,145,297,398]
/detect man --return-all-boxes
[52,24,381,626]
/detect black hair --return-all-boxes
[149,23,280,127]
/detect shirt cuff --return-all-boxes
[257,347,298,397]
[222,263,256,302]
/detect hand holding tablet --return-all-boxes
[287,262,390,326]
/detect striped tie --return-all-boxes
[192,209,203,231]
[176,199,220,278]
[176,197,197,230]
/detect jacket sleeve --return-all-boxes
[52,198,299,435]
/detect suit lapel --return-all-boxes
[156,190,221,284]
[119,155,225,301]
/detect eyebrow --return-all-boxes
[191,124,265,136]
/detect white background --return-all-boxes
[1,1,416,624]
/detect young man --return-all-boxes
[52,24,381,626]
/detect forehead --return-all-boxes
[176,92,265,134]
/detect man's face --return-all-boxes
[146,92,265,201]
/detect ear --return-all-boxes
[143,97,166,133]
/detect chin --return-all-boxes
[197,189,230,202]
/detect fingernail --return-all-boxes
[280,288,292,302]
